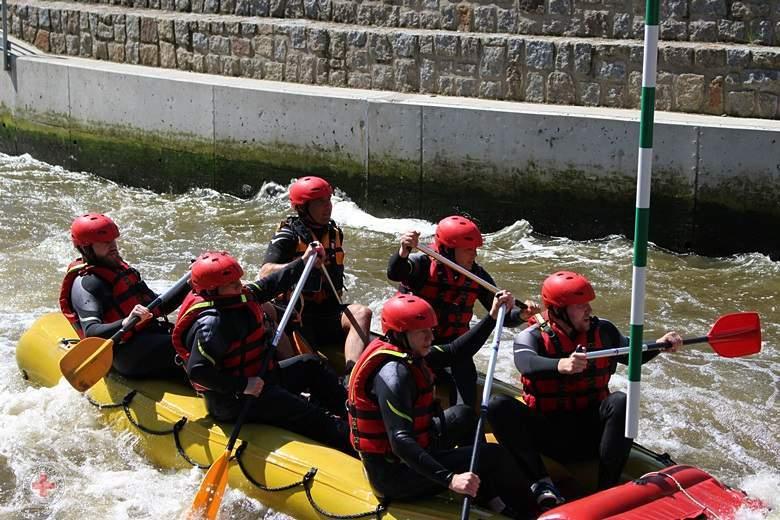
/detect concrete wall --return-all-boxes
[1,52,778,257]
[63,0,780,46]
[10,0,780,118]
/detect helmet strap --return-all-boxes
[77,245,98,265]
[296,202,321,229]
[386,330,413,352]
[438,245,456,262]
[550,306,575,336]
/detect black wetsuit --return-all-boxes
[361,314,532,511]
[387,251,523,406]
[263,219,347,348]
[487,317,661,489]
[69,272,189,379]
[184,258,352,454]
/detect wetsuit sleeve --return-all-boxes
[262,226,299,264]
[373,361,453,487]
[70,274,124,338]
[513,327,560,374]
[599,319,661,365]
[186,313,248,395]
[245,258,305,302]
[386,252,430,289]
[426,314,497,366]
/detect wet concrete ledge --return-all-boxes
[1,48,778,258]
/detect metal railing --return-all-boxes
[2,0,10,70]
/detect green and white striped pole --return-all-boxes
[626,0,660,439]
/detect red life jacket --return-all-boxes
[347,339,437,455]
[59,258,156,340]
[280,217,345,305]
[172,289,272,393]
[520,313,616,413]
[406,257,480,343]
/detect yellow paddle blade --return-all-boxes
[188,451,230,520]
[58,337,114,392]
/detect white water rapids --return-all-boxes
[0,152,777,519]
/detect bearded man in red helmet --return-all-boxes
[59,213,188,379]
[387,216,539,407]
[347,292,534,518]
[487,271,682,509]
[172,246,352,453]
[259,176,372,378]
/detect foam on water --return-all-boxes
[1,152,778,518]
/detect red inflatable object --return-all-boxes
[539,465,765,520]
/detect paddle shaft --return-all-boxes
[73,271,193,373]
[460,304,507,520]
[585,336,706,360]
[319,266,371,345]
[226,254,319,454]
[416,244,527,311]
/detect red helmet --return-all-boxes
[541,271,596,309]
[381,294,438,334]
[71,213,120,247]
[191,251,244,293]
[434,216,483,250]
[289,176,333,206]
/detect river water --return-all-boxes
[0,152,777,519]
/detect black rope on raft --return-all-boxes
[172,417,210,469]
[234,442,387,519]
[86,394,388,518]
[85,391,207,468]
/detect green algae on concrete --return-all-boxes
[213,138,367,203]
[0,107,778,259]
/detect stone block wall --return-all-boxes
[10,1,780,118]
[59,0,780,45]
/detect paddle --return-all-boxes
[187,252,319,520]
[319,265,371,345]
[59,271,192,392]
[460,303,508,520]
[584,312,762,360]
[416,244,528,311]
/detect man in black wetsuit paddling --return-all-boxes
[260,176,371,382]
[59,213,187,380]
[487,271,683,509]
[172,247,353,453]
[347,291,534,517]
[387,218,539,406]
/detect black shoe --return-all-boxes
[530,481,565,511]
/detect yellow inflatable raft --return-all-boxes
[16,312,673,519]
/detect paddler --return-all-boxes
[487,271,683,508]
[348,292,534,518]
[172,247,353,453]
[387,217,540,406]
[59,213,187,379]
[259,176,371,383]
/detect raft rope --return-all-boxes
[86,390,387,519]
[637,470,724,520]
